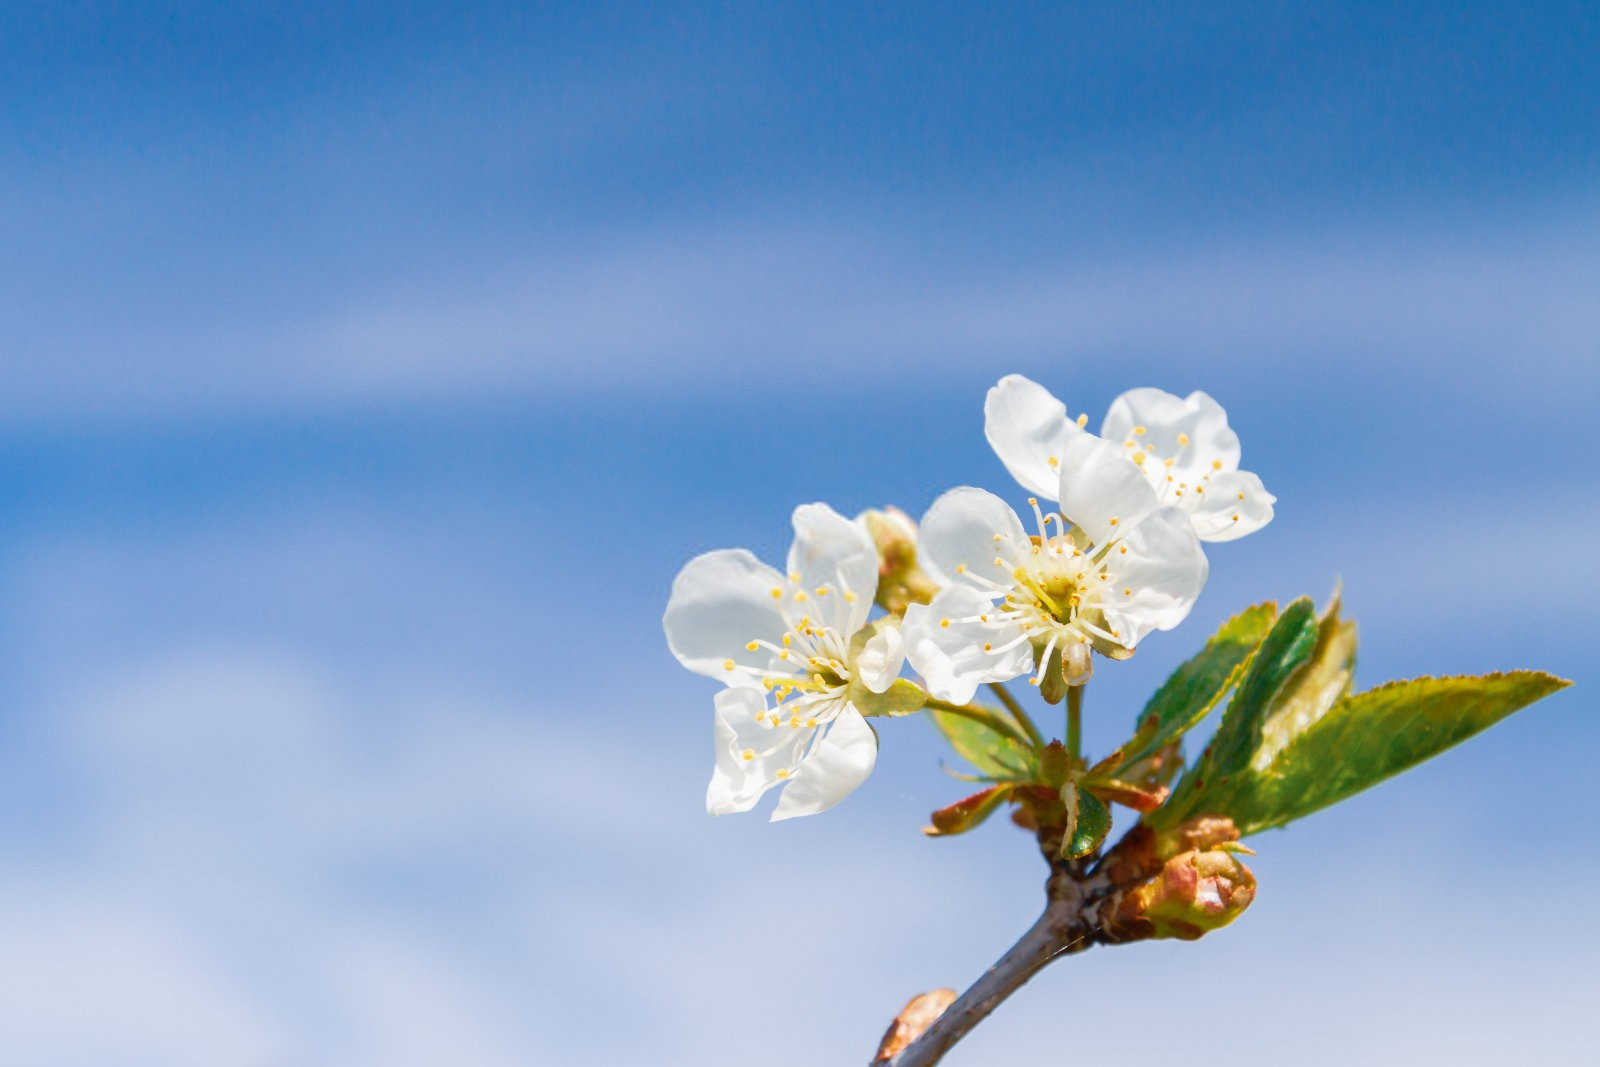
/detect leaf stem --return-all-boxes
[1066,684,1084,760]
[923,698,1033,748]
[987,682,1045,748]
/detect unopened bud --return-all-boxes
[860,507,938,614]
[873,988,957,1063]
[1114,846,1257,941]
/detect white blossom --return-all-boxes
[663,504,903,820]
[903,434,1207,703]
[985,374,1275,542]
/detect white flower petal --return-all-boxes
[1103,387,1243,482]
[788,502,878,636]
[984,374,1083,499]
[664,549,790,685]
[903,585,1033,704]
[1180,390,1243,473]
[1187,469,1276,542]
[706,688,811,816]
[917,487,1030,591]
[855,625,905,694]
[1101,506,1209,646]
[1056,434,1160,548]
[770,706,877,821]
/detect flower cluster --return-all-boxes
[664,375,1274,819]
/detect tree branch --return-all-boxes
[879,857,1099,1067]
[874,825,1168,1067]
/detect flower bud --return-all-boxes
[860,507,939,614]
[1111,846,1257,941]
[1062,640,1093,687]
[873,988,957,1063]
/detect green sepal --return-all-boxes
[926,707,1039,781]
[925,784,1015,836]
[1062,786,1112,859]
[1100,603,1277,779]
[1039,643,1068,705]
[1151,598,1318,830]
[850,677,928,718]
[1225,671,1570,834]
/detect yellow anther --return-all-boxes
[979,614,989,622]
[770,587,783,599]
[1212,459,1224,470]
[778,650,790,660]
[1177,432,1190,447]
[741,748,756,761]
[1029,677,1040,686]
[1075,413,1088,428]
[1048,455,1060,468]
[1232,513,1241,521]
[983,642,993,651]
[1028,496,1038,506]
[1164,457,1175,467]
[723,659,736,671]
[815,586,829,597]
[775,768,790,779]
[1031,544,1040,555]
[956,564,967,574]
[1118,545,1128,555]
[1123,587,1132,596]
[940,618,951,628]
[805,718,818,728]
[1108,516,1119,526]
[792,590,808,602]
[1134,425,1147,436]
[1195,486,1204,494]
[996,557,1007,568]
[1124,440,1135,448]
[746,641,759,651]
[1132,451,1146,464]
[844,590,858,602]
[782,634,792,647]
[789,571,801,583]
[1237,491,1246,500]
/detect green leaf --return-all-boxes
[1151,597,1319,829]
[1226,671,1570,834]
[1063,786,1112,859]
[926,707,1039,780]
[1251,594,1357,771]
[925,784,1015,836]
[1105,602,1278,777]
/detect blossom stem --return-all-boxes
[986,682,1044,748]
[922,698,1033,748]
[1065,683,1084,761]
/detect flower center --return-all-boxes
[739,578,857,730]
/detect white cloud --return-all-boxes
[4,197,1596,423]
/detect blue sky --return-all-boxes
[2,3,1596,1064]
